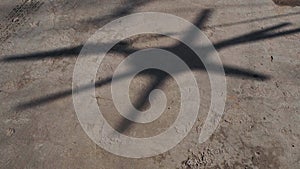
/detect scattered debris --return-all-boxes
[181,148,219,168]
[183,157,200,168]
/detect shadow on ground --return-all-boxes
[1,4,300,133]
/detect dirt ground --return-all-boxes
[0,0,300,168]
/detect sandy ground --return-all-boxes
[0,0,300,168]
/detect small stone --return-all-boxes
[6,128,15,136]
[271,56,274,62]
[12,17,19,22]
[29,21,40,28]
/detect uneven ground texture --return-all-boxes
[0,0,300,169]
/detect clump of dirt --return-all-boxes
[181,148,224,168]
[272,0,300,6]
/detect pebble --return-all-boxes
[6,128,15,136]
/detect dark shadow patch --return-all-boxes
[272,0,300,6]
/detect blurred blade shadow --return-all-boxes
[203,11,300,29]
[7,9,300,123]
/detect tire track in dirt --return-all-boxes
[0,0,44,42]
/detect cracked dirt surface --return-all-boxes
[0,0,300,168]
